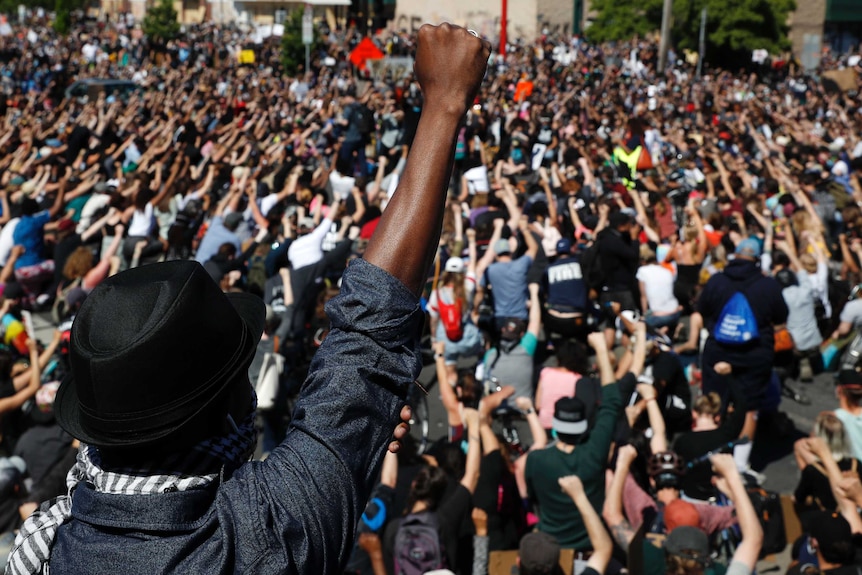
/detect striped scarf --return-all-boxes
[6,406,258,575]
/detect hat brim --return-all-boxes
[55,292,265,450]
[552,417,588,435]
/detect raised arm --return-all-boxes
[364,26,490,294]
[560,475,612,573]
[0,339,41,415]
[254,27,491,575]
[434,341,462,425]
[519,215,539,261]
[461,408,482,493]
[589,331,615,386]
[636,382,667,454]
[602,444,639,552]
[710,454,763,570]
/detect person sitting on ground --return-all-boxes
[535,339,591,435]
[427,230,483,386]
[558,474,614,575]
[6,25,492,575]
[525,328,638,553]
[637,243,682,334]
[603,446,737,563]
[673,362,748,501]
[793,411,862,533]
[474,216,539,340]
[482,281,542,401]
[382,409,482,575]
[833,369,862,462]
[629,454,762,575]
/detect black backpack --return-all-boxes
[393,512,446,575]
[579,239,606,292]
[746,486,786,558]
[355,104,375,136]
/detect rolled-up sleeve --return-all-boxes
[239,258,424,574]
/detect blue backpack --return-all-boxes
[714,291,759,345]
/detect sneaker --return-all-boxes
[799,357,813,382]
[741,466,766,486]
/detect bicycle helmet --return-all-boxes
[648,451,685,476]
[648,451,685,489]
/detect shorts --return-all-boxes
[437,320,483,365]
[14,260,55,297]
[645,310,681,331]
[543,310,591,343]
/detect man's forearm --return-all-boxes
[364,107,463,295]
[355,30,486,294]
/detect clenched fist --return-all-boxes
[414,23,491,118]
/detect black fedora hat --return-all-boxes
[54,260,265,450]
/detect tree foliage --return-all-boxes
[142,0,180,42]
[53,0,70,35]
[281,8,321,76]
[587,0,796,65]
[586,0,664,44]
[673,0,795,57]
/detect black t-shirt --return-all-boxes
[596,227,638,292]
[473,450,524,551]
[65,125,91,163]
[673,378,748,500]
[53,233,84,287]
[794,458,862,532]
[13,423,73,486]
[642,351,692,434]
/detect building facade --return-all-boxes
[788,0,862,69]
[392,0,583,41]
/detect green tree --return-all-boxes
[142,0,180,42]
[586,0,664,44]
[587,0,796,67]
[53,0,71,35]
[673,0,795,65]
[281,8,321,76]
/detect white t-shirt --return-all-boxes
[77,194,111,235]
[288,217,333,269]
[128,203,154,237]
[260,194,281,217]
[464,165,490,194]
[427,273,477,319]
[329,170,355,200]
[636,264,679,314]
[0,218,20,266]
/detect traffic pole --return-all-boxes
[500,0,507,56]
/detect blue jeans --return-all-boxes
[645,310,680,330]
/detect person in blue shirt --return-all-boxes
[12,183,66,306]
[543,238,592,343]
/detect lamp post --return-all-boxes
[500,0,507,56]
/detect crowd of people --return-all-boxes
[0,11,860,575]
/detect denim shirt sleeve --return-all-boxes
[233,258,423,574]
